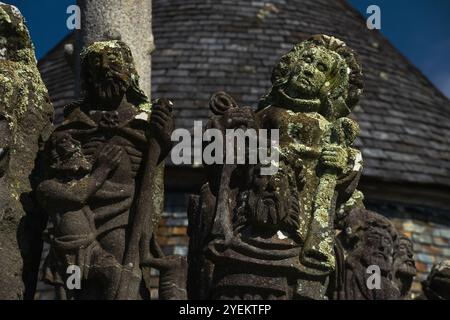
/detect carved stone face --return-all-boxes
[51,132,91,176]
[244,161,300,234]
[55,133,79,159]
[394,237,416,276]
[286,46,335,99]
[273,43,349,105]
[260,36,361,120]
[361,227,394,273]
[84,45,132,103]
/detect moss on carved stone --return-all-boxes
[256,35,364,274]
[0,3,53,300]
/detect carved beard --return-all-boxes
[243,188,299,233]
[361,249,391,274]
[96,78,127,101]
[398,261,416,277]
[253,196,281,228]
[234,190,281,231]
[90,69,130,102]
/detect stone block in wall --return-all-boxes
[165,218,189,227]
[165,236,188,246]
[150,288,158,300]
[157,226,172,236]
[172,227,188,236]
[433,237,450,247]
[412,233,433,245]
[416,253,436,265]
[403,220,426,233]
[427,246,444,257]
[442,248,450,258]
[415,261,428,273]
[174,246,188,256]
[438,229,450,239]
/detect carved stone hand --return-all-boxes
[96,144,123,171]
[320,144,348,172]
[149,98,174,157]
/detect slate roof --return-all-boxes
[38,33,76,124]
[37,0,450,188]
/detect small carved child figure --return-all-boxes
[256,35,364,271]
[37,131,124,299]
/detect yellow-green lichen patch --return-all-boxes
[0,6,12,24]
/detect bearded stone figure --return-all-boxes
[393,235,416,298]
[333,209,401,300]
[188,35,364,300]
[37,41,186,300]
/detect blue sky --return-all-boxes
[5,0,450,98]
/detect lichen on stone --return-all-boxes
[0,3,53,300]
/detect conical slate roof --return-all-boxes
[38,0,450,187]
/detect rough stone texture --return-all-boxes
[35,0,450,298]
[77,0,163,223]
[0,3,53,299]
[419,260,450,300]
[77,0,153,97]
[332,208,414,300]
[187,36,366,300]
[36,41,184,300]
[367,201,450,299]
[75,2,171,297]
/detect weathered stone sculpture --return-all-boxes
[333,209,401,300]
[0,3,53,299]
[37,40,185,300]
[188,35,365,300]
[418,260,450,300]
[393,235,416,298]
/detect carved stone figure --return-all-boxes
[393,235,416,298]
[418,260,450,300]
[333,209,401,300]
[37,40,185,300]
[0,3,54,300]
[187,35,365,300]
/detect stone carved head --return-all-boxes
[47,131,91,177]
[393,235,416,296]
[340,209,397,275]
[236,154,303,234]
[80,40,149,110]
[259,34,363,121]
[422,260,450,300]
[0,3,35,63]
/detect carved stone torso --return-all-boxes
[38,102,152,299]
[57,103,150,245]
[257,107,331,242]
[187,34,368,300]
